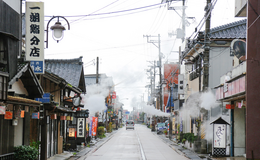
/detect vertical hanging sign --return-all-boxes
[92,117,98,136]
[26,2,44,74]
[77,118,85,138]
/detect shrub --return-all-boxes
[30,140,40,150]
[183,133,198,143]
[182,138,186,144]
[14,145,39,160]
[106,122,113,133]
[97,126,106,138]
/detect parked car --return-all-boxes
[156,123,167,134]
[126,120,134,130]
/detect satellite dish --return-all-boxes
[73,97,80,106]
[230,39,246,61]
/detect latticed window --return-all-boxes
[0,34,9,101]
[0,73,8,101]
[0,35,8,72]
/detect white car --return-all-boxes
[126,120,134,130]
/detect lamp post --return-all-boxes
[162,78,173,140]
[45,16,70,48]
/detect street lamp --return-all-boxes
[45,16,70,48]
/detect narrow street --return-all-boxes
[79,124,188,160]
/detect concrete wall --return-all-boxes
[209,47,233,92]
[3,0,20,13]
[235,0,247,17]
[234,106,246,156]
[14,118,23,146]
[9,79,28,95]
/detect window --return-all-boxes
[0,35,8,72]
[60,119,64,136]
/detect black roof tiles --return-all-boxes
[45,57,84,88]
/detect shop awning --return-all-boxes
[6,96,42,106]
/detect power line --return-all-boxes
[45,2,165,19]
[69,0,121,24]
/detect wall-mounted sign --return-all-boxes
[50,114,57,119]
[32,112,39,119]
[4,111,13,120]
[0,106,5,115]
[77,118,85,138]
[69,128,75,137]
[26,2,44,74]
[20,110,25,118]
[60,116,66,120]
[112,91,116,99]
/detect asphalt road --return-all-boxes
[80,124,189,160]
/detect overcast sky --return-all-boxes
[24,0,244,111]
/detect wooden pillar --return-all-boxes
[246,0,260,159]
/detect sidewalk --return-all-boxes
[155,131,246,160]
[47,129,119,160]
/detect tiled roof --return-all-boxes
[9,62,44,98]
[45,57,84,88]
[209,19,247,39]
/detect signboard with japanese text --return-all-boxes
[112,91,116,99]
[26,2,44,74]
[92,117,98,136]
[77,118,85,138]
[69,128,75,137]
[213,124,226,148]
[4,111,12,120]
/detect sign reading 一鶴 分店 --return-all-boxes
[26,2,44,74]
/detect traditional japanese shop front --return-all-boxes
[215,74,246,157]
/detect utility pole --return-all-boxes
[143,34,163,111]
[203,0,211,91]
[181,0,186,43]
[96,57,99,84]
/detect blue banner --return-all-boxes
[89,116,92,136]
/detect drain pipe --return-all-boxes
[230,101,234,157]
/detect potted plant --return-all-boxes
[163,130,168,135]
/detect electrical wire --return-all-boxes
[188,0,218,40]
[69,0,121,24]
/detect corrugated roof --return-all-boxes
[45,57,84,88]
[209,19,247,39]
